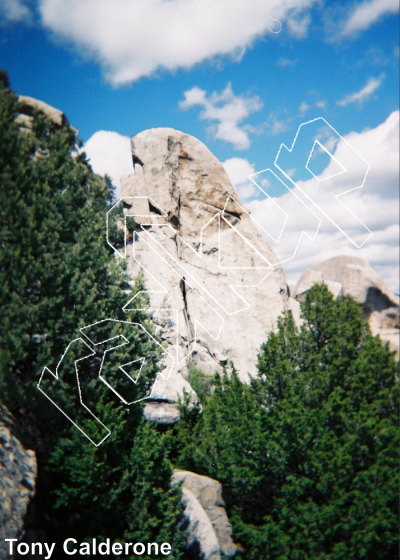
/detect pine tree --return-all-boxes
[0,75,185,557]
[173,284,399,560]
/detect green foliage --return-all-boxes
[187,363,214,401]
[0,68,9,88]
[2,73,398,559]
[0,80,127,419]
[48,419,185,558]
[0,79,184,556]
[172,284,399,560]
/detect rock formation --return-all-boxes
[15,95,78,136]
[6,96,398,559]
[172,470,237,559]
[112,127,288,420]
[293,255,399,354]
[0,408,37,558]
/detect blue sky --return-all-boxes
[1,0,399,291]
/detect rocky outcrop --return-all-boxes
[179,488,221,560]
[15,95,78,136]
[0,408,37,558]
[144,366,197,425]
[115,128,287,401]
[172,470,237,559]
[293,256,399,354]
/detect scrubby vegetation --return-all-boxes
[1,71,398,560]
[0,74,185,559]
[171,285,399,560]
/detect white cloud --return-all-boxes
[264,112,292,136]
[360,46,389,67]
[286,11,311,39]
[223,157,256,199]
[248,111,399,292]
[38,0,317,85]
[327,0,399,41]
[340,0,399,38]
[299,94,327,115]
[179,83,263,150]
[276,58,296,68]
[336,74,384,107]
[280,223,399,294]
[0,0,31,24]
[340,110,399,198]
[299,101,311,115]
[83,131,132,199]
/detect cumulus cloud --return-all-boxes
[38,0,317,85]
[82,131,132,199]
[0,0,31,24]
[336,74,384,107]
[179,83,263,150]
[223,157,257,200]
[327,0,399,42]
[248,111,399,292]
[340,110,399,198]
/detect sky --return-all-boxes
[1,0,399,293]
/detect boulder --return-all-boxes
[172,470,237,558]
[143,402,180,425]
[18,95,65,127]
[0,408,37,558]
[293,256,399,354]
[14,113,34,130]
[294,256,396,305]
[16,96,79,136]
[143,362,198,425]
[149,369,197,403]
[180,488,221,560]
[117,128,287,396]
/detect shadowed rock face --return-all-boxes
[172,470,237,559]
[119,128,287,411]
[0,408,37,558]
[293,255,399,354]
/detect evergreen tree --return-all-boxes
[0,75,185,557]
[48,419,185,559]
[173,284,399,560]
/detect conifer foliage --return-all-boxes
[173,284,399,560]
[1,72,398,559]
[0,75,185,558]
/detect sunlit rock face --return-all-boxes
[172,470,237,559]
[116,128,287,400]
[294,255,399,355]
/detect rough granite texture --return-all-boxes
[15,95,79,137]
[173,470,237,559]
[0,410,37,559]
[118,128,287,400]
